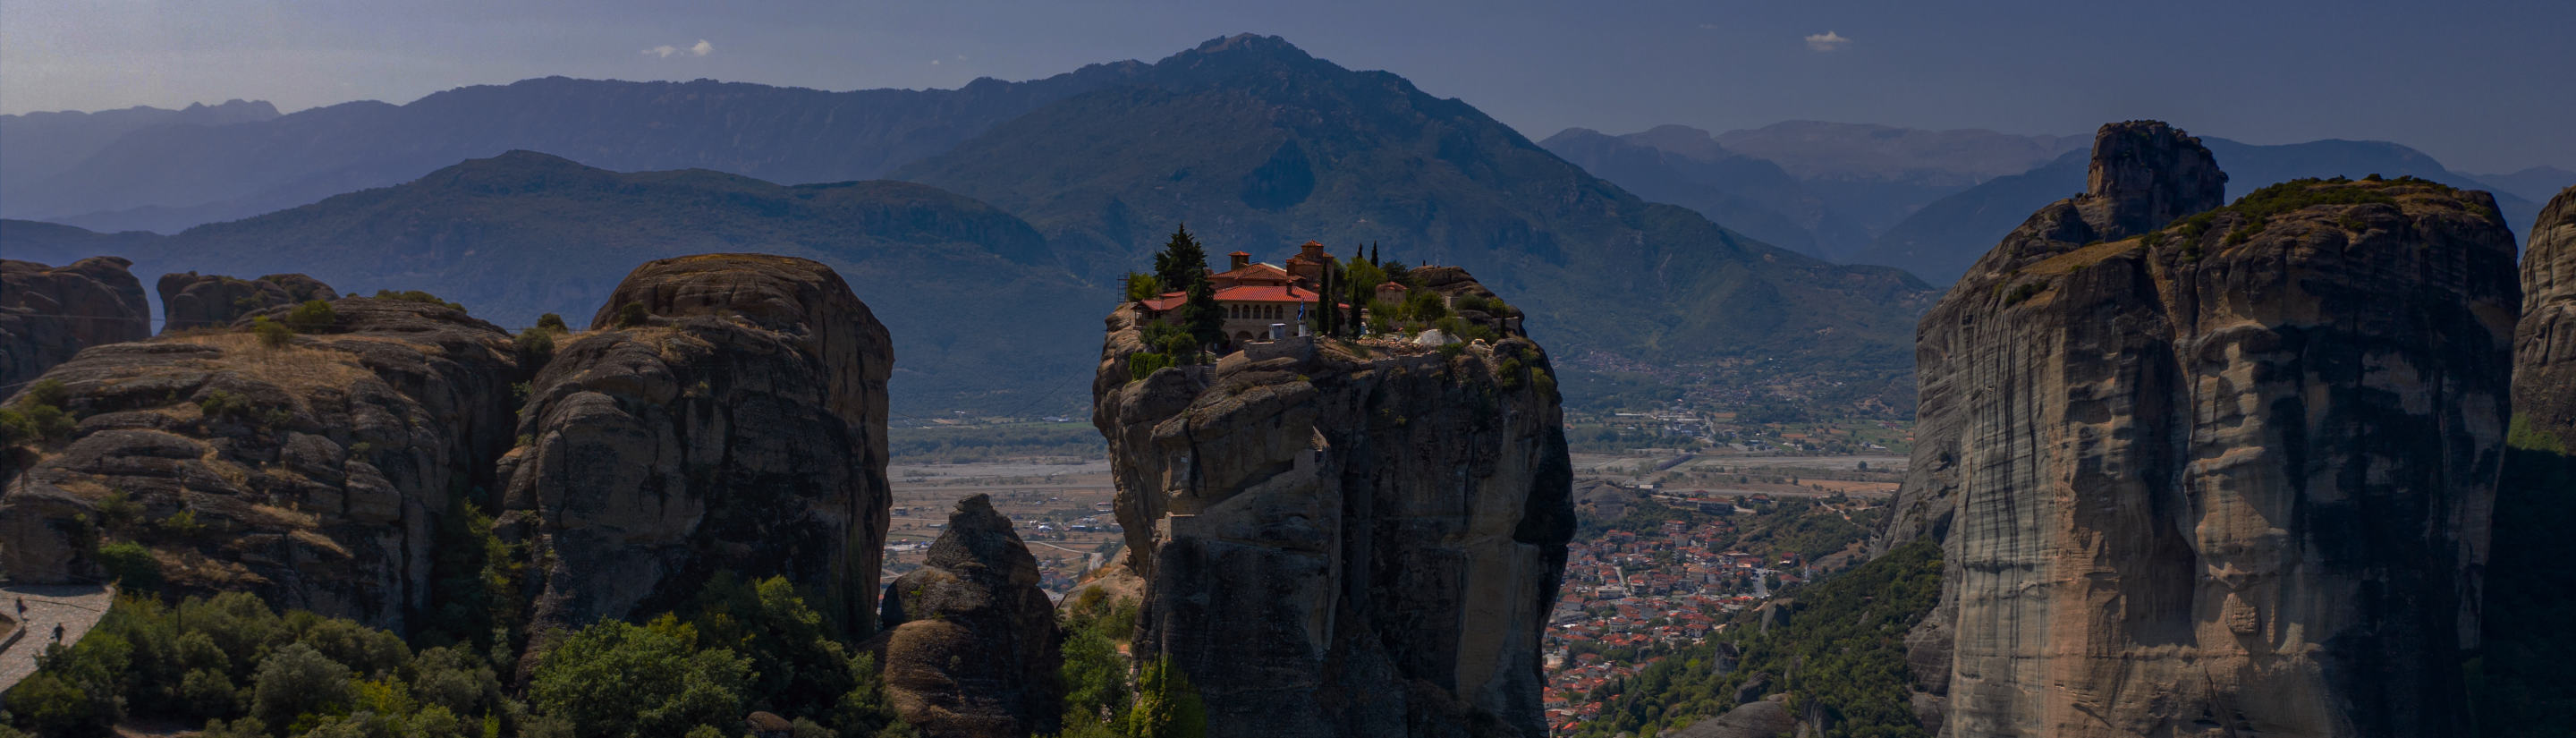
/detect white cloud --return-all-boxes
[642,39,713,58]
[1804,30,1850,52]
[929,59,941,65]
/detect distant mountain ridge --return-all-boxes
[1,151,1091,412]
[1539,126,1868,260]
[2470,165,2576,205]
[4,68,1155,231]
[896,35,1934,410]
[1546,122,2088,262]
[0,99,280,211]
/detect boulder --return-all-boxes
[1667,700,1795,738]
[869,494,1064,738]
[0,295,522,632]
[157,271,338,333]
[499,253,893,634]
[1,257,149,388]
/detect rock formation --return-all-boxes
[1884,122,2519,737]
[1668,698,1794,738]
[0,295,523,631]
[2515,186,2576,441]
[870,494,1063,738]
[1092,268,1573,738]
[496,253,893,633]
[157,271,339,333]
[1,257,150,388]
[2479,185,2576,734]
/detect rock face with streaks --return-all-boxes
[1,257,150,388]
[0,295,523,632]
[870,494,1063,738]
[1092,267,1573,738]
[157,271,340,333]
[2515,186,2576,441]
[496,253,893,633]
[1883,121,2518,737]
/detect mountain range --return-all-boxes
[1,35,1934,415]
[2,152,1094,412]
[1856,136,2553,284]
[1555,121,2567,284]
[0,65,1161,233]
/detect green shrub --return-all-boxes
[93,491,140,532]
[536,313,570,332]
[283,300,338,333]
[1402,288,1447,321]
[10,403,75,444]
[1128,352,1174,381]
[8,671,112,736]
[155,509,207,539]
[614,302,650,328]
[198,390,253,421]
[250,642,354,730]
[95,541,161,590]
[1124,657,1208,738]
[371,290,466,312]
[22,378,69,408]
[530,615,751,738]
[180,667,240,718]
[516,328,556,367]
[2003,281,2049,307]
[250,317,293,349]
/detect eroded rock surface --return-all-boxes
[870,494,1063,738]
[1093,268,1573,738]
[157,271,339,333]
[0,296,522,631]
[1668,698,1794,738]
[1,257,149,388]
[497,253,893,633]
[1885,122,2517,737]
[2515,186,2576,440]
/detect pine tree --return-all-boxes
[1151,224,1208,293]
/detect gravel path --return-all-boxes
[0,583,113,694]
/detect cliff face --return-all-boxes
[1885,122,2519,737]
[496,254,893,633]
[157,271,340,333]
[0,296,522,631]
[871,494,1063,738]
[1092,269,1574,738]
[1,257,150,388]
[2480,185,2576,734]
[2515,186,2576,440]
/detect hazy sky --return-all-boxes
[4,0,2571,173]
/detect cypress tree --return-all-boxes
[1315,263,1337,336]
[1184,277,1224,357]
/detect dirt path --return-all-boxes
[0,582,114,693]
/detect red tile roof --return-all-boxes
[1138,284,1324,312]
[1210,262,1295,285]
[1215,284,1319,303]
